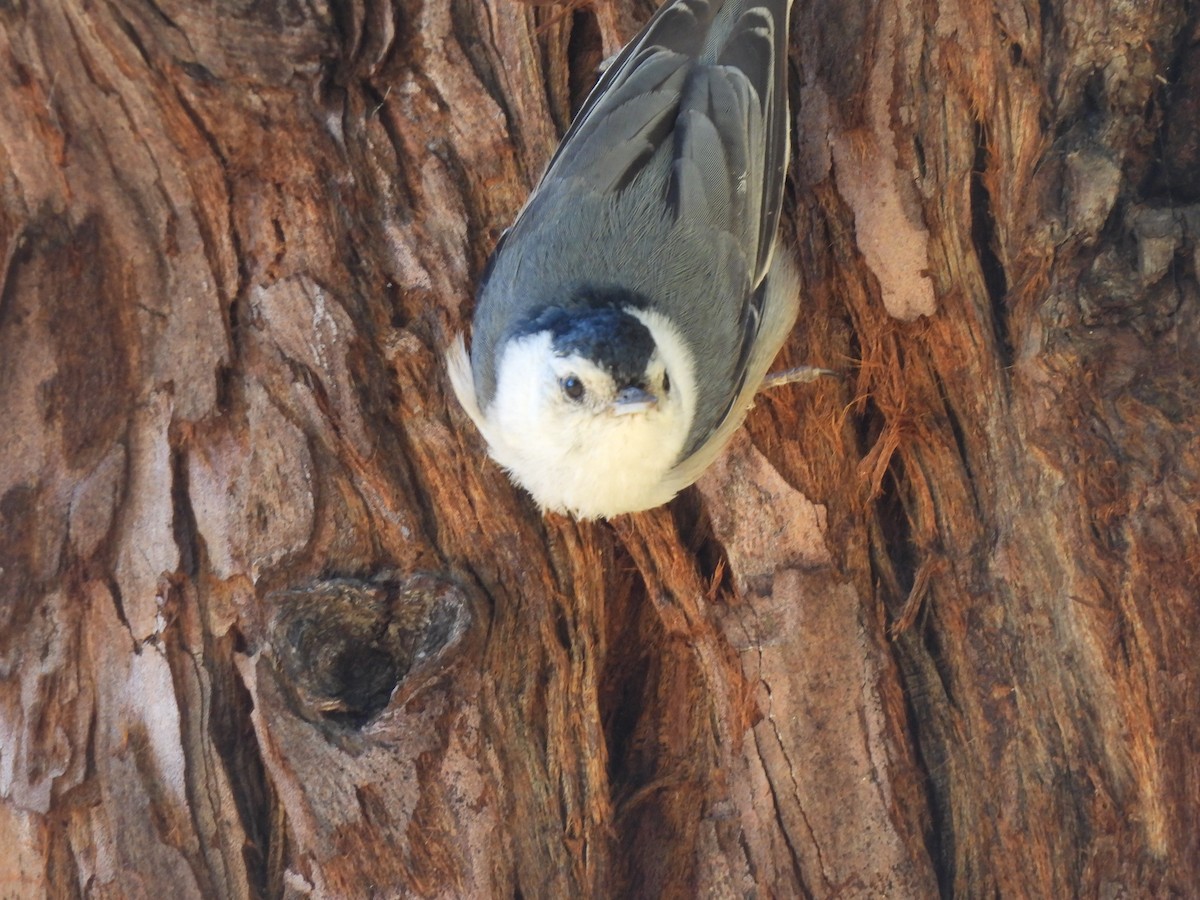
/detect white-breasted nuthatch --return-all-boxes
[448,0,801,519]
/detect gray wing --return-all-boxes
[541,0,791,287]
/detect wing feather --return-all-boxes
[534,0,791,290]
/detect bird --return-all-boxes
[448,0,802,519]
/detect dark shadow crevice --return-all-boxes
[970,120,1013,370]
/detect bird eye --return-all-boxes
[662,371,671,394]
[561,375,586,401]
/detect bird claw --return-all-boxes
[759,366,837,391]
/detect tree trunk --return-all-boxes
[2,0,1196,897]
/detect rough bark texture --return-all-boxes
[1,0,1197,897]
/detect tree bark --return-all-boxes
[2,0,1197,897]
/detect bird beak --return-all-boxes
[610,386,657,415]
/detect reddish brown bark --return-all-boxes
[1,1,1197,897]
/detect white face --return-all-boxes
[544,350,667,418]
[476,310,696,519]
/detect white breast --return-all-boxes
[448,311,697,519]
[490,394,688,518]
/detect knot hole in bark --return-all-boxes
[266,571,473,729]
